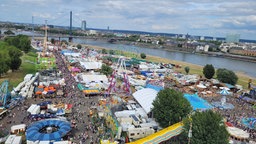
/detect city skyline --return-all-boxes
[1,0,256,40]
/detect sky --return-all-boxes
[1,0,256,40]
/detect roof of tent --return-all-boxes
[26,119,71,141]
[146,84,163,92]
[225,83,236,89]
[53,141,70,144]
[11,124,26,131]
[81,75,108,84]
[77,83,86,90]
[80,61,102,70]
[83,89,100,94]
[132,88,158,114]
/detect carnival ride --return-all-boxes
[127,122,183,144]
[0,80,11,108]
[26,119,71,142]
[241,117,256,130]
[106,57,131,96]
[36,20,56,70]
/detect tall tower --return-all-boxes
[43,20,48,52]
[32,16,34,41]
[69,11,73,42]
[81,20,86,31]
[69,11,72,35]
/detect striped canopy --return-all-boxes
[220,89,230,95]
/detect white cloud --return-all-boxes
[32,12,54,19]
[152,25,178,31]
[0,0,256,40]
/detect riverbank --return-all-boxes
[120,41,256,63]
[78,43,255,89]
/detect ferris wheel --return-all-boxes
[106,56,131,96]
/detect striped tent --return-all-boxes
[220,89,230,96]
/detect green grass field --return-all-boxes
[0,52,37,88]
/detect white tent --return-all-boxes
[5,135,22,144]
[220,89,230,95]
[27,104,40,115]
[80,74,108,84]
[132,88,158,114]
[11,124,26,132]
[53,141,70,144]
[39,141,51,144]
[226,126,250,139]
[80,61,102,70]
[27,104,37,114]
[197,84,207,89]
[63,52,80,57]
[139,64,149,71]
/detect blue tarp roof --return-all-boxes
[26,119,71,141]
[145,84,163,92]
[56,109,65,116]
[184,93,213,110]
[141,71,163,77]
[225,83,235,89]
[61,50,73,55]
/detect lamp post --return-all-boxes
[188,113,192,144]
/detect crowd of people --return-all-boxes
[54,50,103,144]
[1,47,255,144]
[0,50,108,144]
[205,93,256,141]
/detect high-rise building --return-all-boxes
[226,33,240,43]
[81,20,86,31]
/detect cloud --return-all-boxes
[32,12,55,19]
[1,0,256,40]
[15,0,48,6]
[152,25,178,31]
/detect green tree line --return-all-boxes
[4,35,31,53]
[0,35,30,76]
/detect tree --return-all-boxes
[8,48,23,71]
[109,49,115,55]
[4,35,31,53]
[180,110,229,144]
[152,88,192,128]
[4,30,14,35]
[216,68,238,85]
[51,38,55,44]
[140,53,146,59]
[203,64,215,79]
[100,64,113,76]
[77,44,82,49]
[184,66,190,74]
[158,39,165,45]
[0,53,10,76]
[19,36,31,53]
[102,49,108,54]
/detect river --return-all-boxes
[73,38,256,78]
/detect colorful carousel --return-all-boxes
[26,119,71,142]
[211,88,234,109]
[225,122,250,141]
